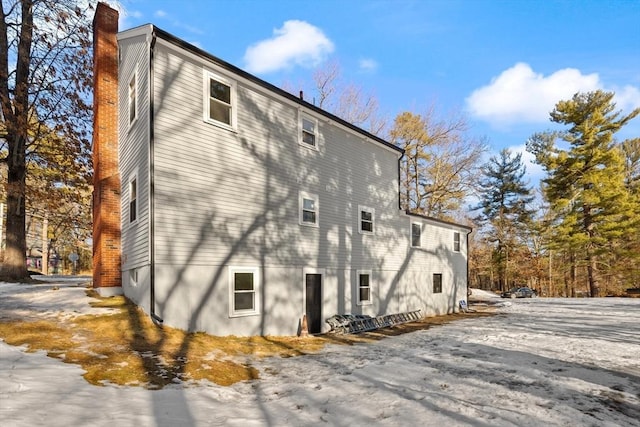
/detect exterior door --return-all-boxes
[305,274,322,334]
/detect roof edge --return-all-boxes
[405,210,473,231]
[147,25,402,154]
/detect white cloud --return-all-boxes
[244,20,334,74]
[154,10,167,18]
[507,144,545,185]
[358,58,378,73]
[466,63,600,126]
[611,84,640,111]
[127,10,142,19]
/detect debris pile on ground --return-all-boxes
[325,310,422,334]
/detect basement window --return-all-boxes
[357,270,372,305]
[129,269,138,287]
[229,267,260,317]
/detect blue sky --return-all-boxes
[116,0,640,184]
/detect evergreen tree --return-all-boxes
[527,90,640,297]
[475,148,534,291]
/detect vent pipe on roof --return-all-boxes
[299,90,304,100]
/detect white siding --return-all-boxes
[121,34,471,336]
[119,34,150,270]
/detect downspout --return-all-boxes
[466,229,472,299]
[149,30,162,325]
[397,151,405,211]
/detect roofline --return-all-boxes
[132,25,402,154]
[405,210,473,232]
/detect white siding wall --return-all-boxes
[118,33,150,307]
[135,36,468,336]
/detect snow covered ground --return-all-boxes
[1,279,639,426]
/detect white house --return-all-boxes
[92,3,471,336]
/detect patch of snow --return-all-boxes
[1,279,639,426]
[0,279,114,321]
[469,287,501,301]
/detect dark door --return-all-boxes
[305,274,322,334]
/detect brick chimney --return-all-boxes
[92,3,121,295]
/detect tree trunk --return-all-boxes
[1,151,28,280]
[582,201,600,297]
[587,252,600,297]
[0,0,33,281]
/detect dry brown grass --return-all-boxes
[0,291,494,389]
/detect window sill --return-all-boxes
[229,310,260,318]
[204,117,237,133]
[300,222,319,228]
[298,140,319,151]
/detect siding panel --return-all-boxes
[146,39,469,335]
[119,34,150,270]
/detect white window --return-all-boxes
[357,270,372,305]
[229,267,260,317]
[299,113,318,149]
[204,71,236,129]
[358,205,375,234]
[128,71,137,125]
[299,191,319,227]
[129,176,137,223]
[454,232,461,252]
[411,222,421,247]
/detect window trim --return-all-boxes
[433,273,443,294]
[228,266,260,317]
[299,191,319,227]
[128,173,138,225]
[453,232,461,252]
[358,205,375,235]
[203,70,237,131]
[128,68,138,128]
[411,221,422,247]
[299,112,319,151]
[356,269,373,306]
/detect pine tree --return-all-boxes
[527,90,640,297]
[475,149,534,291]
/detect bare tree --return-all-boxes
[283,59,388,136]
[0,0,93,280]
[390,107,486,219]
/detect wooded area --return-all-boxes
[300,63,639,297]
[1,1,638,297]
[0,0,93,279]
